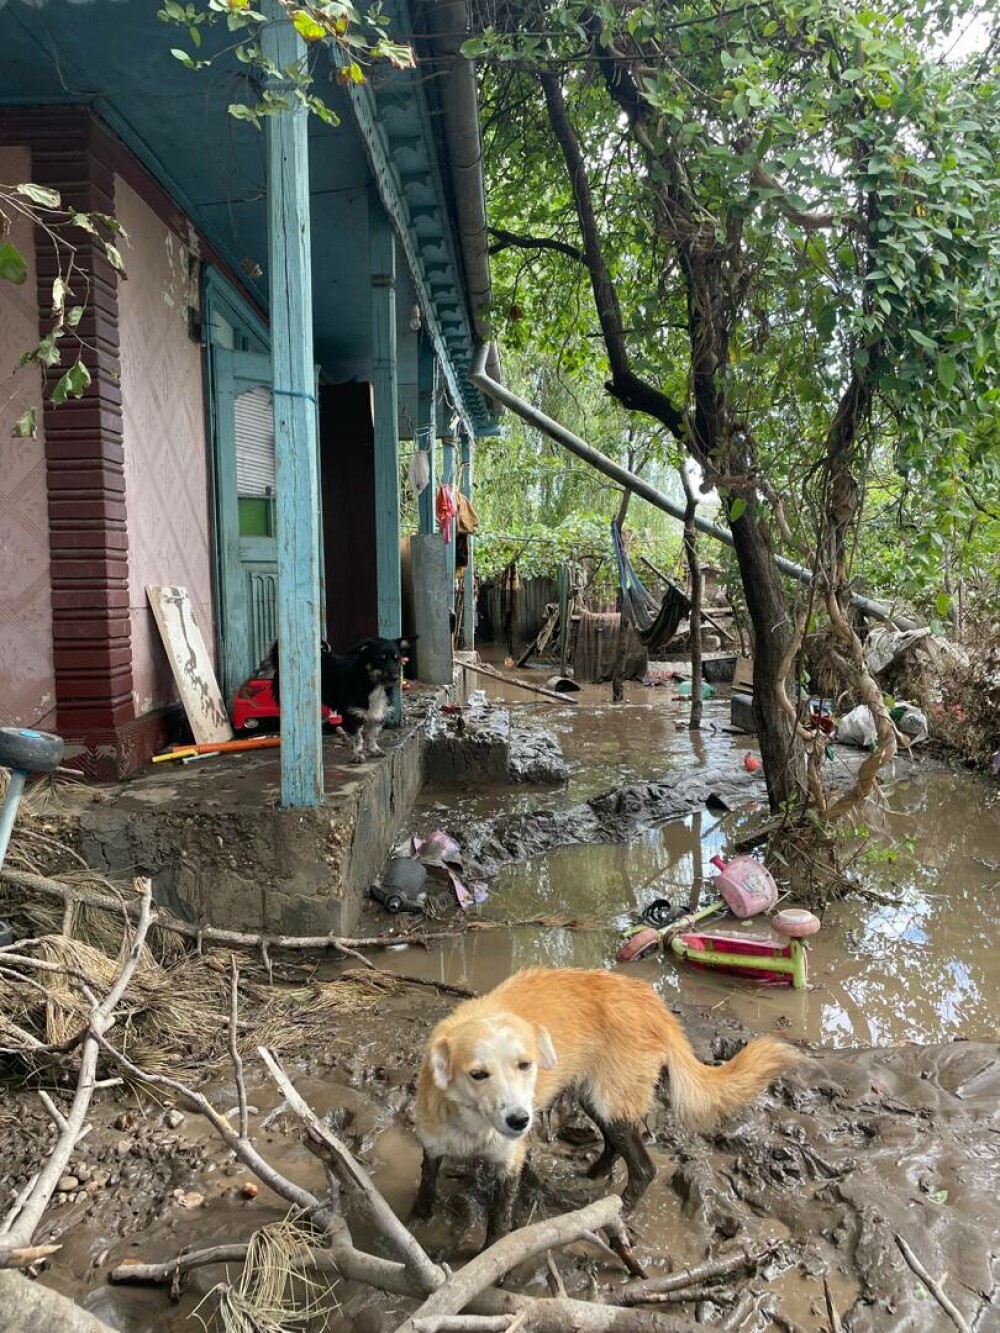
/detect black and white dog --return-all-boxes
[270,636,415,763]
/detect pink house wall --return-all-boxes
[0,145,56,728]
[115,176,215,717]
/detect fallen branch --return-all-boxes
[894,1235,970,1333]
[0,867,471,998]
[822,1276,843,1333]
[110,1243,255,1285]
[609,1248,760,1306]
[0,878,153,1269]
[720,1288,759,1330]
[0,868,407,957]
[471,1290,699,1332]
[257,1044,445,1295]
[0,1269,116,1333]
[393,1196,624,1333]
[412,1319,516,1333]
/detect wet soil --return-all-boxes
[3,671,999,1330]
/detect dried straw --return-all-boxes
[195,1216,338,1333]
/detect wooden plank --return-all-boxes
[417,336,437,536]
[263,3,324,808]
[147,586,233,746]
[733,655,754,692]
[460,431,475,649]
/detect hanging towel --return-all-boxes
[435,483,457,543]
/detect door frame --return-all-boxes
[202,269,271,701]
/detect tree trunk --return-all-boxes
[680,469,702,731]
[728,502,803,810]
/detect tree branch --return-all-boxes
[535,68,688,442]
[392,1196,624,1333]
[487,226,585,263]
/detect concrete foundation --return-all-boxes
[61,696,436,937]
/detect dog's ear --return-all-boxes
[535,1025,557,1070]
[428,1036,452,1090]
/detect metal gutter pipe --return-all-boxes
[469,343,918,629]
[422,0,503,395]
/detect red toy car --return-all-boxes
[232,677,342,734]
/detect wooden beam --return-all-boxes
[370,193,403,725]
[460,430,475,649]
[417,335,437,536]
[263,3,323,808]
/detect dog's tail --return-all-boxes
[662,1017,803,1132]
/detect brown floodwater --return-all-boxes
[404,673,1000,1050]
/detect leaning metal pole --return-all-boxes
[469,343,918,630]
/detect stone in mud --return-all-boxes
[508,725,568,784]
[56,1175,79,1193]
[163,1108,185,1129]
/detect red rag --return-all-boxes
[435,483,457,543]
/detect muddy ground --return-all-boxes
[2,673,999,1330]
[3,988,998,1331]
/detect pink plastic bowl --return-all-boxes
[772,908,821,938]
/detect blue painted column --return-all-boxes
[417,336,437,536]
[460,430,475,649]
[370,192,402,721]
[263,4,323,808]
[440,421,457,615]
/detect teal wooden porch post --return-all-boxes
[460,430,475,649]
[370,193,402,720]
[264,4,323,808]
[417,336,437,535]
[440,420,457,612]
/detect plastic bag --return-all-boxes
[891,702,929,742]
[837,704,877,749]
[407,449,430,497]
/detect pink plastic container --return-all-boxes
[710,854,779,919]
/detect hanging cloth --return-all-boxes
[456,491,479,535]
[436,483,457,543]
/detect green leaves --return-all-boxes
[936,354,957,391]
[13,407,37,440]
[290,8,327,40]
[15,183,61,209]
[51,360,91,406]
[0,241,27,285]
[730,498,748,522]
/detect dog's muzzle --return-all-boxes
[502,1110,531,1137]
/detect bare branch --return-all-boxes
[487,226,584,263]
[257,1045,445,1295]
[392,1196,624,1333]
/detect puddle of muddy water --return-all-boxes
[402,679,1000,1051]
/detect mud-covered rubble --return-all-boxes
[458,765,768,874]
[425,702,569,787]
